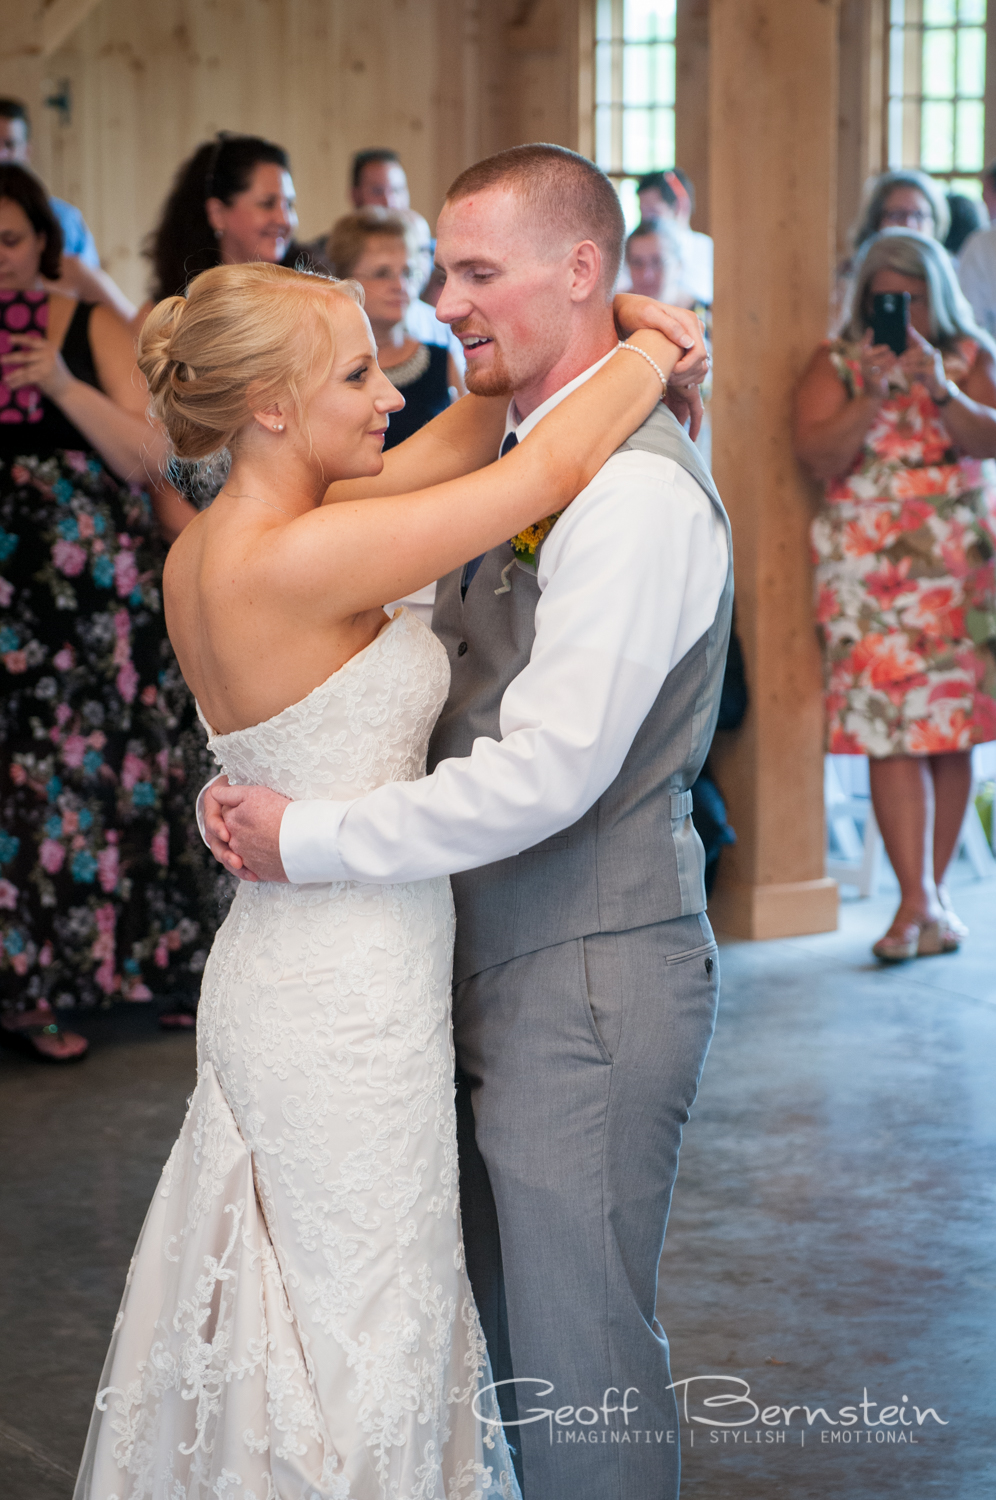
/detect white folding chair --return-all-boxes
[825,753,996,895]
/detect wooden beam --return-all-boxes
[675,0,711,234]
[707,0,840,939]
[985,0,996,172]
[41,0,104,57]
[576,0,595,160]
[506,0,561,53]
[837,0,887,259]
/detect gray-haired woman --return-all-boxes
[851,168,950,251]
[795,230,996,962]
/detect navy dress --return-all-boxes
[383,343,452,450]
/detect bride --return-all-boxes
[73,260,681,1500]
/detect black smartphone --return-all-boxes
[871,291,909,355]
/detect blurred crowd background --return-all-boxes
[2,0,996,1063]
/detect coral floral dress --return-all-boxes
[811,337,996,757]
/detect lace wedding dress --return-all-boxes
[74,609,518,1500]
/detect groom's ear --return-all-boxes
[568,239,604,304]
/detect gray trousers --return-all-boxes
[452,913,719,1500]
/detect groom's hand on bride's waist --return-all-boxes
[205,782,291,884]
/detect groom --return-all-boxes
[204,145,732,1500]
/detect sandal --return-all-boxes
[872,917,960,964]
[936,887,969,940]
[0,1004,89,1063]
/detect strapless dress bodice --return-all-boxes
[197,607,450,800]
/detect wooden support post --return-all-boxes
[675,0,711,233]
[707,0,840,940]
[0,4,44,157]
[837,0,887,261]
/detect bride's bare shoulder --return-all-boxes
[164,505,210,575]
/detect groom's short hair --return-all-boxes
[445,144,625,290]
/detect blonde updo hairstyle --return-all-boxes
[138,261,363,461]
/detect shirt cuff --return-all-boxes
[279,799,354,884]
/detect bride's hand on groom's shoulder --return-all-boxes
[206,782,291,884]
[612,294,709,386]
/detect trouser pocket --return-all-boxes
[579,933,623,1062]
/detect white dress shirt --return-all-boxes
[278,353,728,885]
[958,225,996,337]
[385,580,436,627]
[673,226,714,306]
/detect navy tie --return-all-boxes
[462,429,519,596]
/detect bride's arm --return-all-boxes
[324,297,702,505]
[323,392,508,506]
[269,328,677,618]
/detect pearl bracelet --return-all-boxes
[616,339,669,388]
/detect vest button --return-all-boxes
[457,641,468,656]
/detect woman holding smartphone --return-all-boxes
[795,229,996,962]
[0,165,215,1061]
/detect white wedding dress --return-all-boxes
[74,609,519,1500]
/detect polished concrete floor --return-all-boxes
[1,872,993,1500]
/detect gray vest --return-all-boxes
[429,403,734,983]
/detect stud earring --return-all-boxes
[273,423,284,432]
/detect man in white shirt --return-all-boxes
[203,145,728,1500]
[303,147,465,373]
[637,168,713,307]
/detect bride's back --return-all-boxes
[140,263,401,735]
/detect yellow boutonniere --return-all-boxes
[509,511,562,572]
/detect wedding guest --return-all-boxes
[300,148,455,366]
[625,220,680,303]
[0,166,213,1060]
[983,160,996,224]
[347,151,436,290]
[0,98,136,324]
[851,168,949,251]
[958,164,996,336]
[327,209,464,446]
[137,137,298,487]
[945,193,986,261]
[794,229,996,962]
[625,220,712,461]
[0,99,98,266]
[143,133,297,310]
[636,167,713,305]
[350,148,410,211]
[301,148,413,269]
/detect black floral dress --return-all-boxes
[0,298,230,1015]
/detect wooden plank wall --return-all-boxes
[22,0,581,304]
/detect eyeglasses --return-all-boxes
[879,210,933,227]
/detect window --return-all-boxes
[888,0,987,196]
[594,0,677,228]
